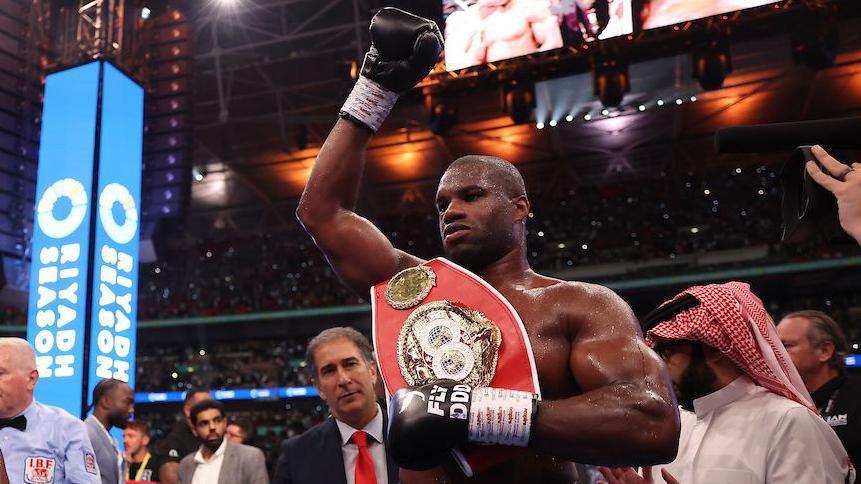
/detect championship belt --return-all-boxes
[372,257,542,476]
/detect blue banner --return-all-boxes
[86,63,143,408]
[27,62,101,416]
[135,386,321,404]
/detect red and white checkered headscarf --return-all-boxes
[645,281,815,412]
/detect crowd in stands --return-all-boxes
[133,163,859,321]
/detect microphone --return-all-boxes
[715,116,861,153]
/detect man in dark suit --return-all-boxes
[272,327,398,484]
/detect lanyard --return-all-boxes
[818,386,842,416]
[125,452,151,481]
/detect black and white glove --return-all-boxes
[388,381,539,470]
[340,8,443,132]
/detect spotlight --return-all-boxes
[691,36,732,91]
[549,119,557,127]
[592,58,630,108]
[141,6,151,19]
[536,122,545,130]
[690,96,697,102]
[675,98,683,105]
[429,103,458,136]
[791,4,838,70]
[638,104,646,111]
[657,99,664,106]
[502,85,534,125]
[584,114,592,121]
[192,166,206,182]
[565,114,574,122]
[601,109,609,116]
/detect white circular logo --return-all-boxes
[37,178,89,239]
[99,183,138,244]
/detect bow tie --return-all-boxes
[0,415,26,431]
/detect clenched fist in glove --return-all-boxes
[340,8,443,132]
[388,380,539,470]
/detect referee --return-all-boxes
[0,338,100,483]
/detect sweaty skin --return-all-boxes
[297,120,679,483]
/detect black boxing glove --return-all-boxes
[388,381,539,470]
[340,7,443,132]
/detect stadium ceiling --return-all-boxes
[184,1,861,221]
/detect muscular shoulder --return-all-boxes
[542,279,632,320]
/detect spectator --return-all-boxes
[178,400,268,484]
[0,338,100,483]
[227,417,253,445]
[152,389,212,484]
[778,310,861,467]
[124,420,160,482]
[85,379,135,484]
[273,327,398,484]
[603,282,853,484]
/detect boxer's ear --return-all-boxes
[512,195,530,222]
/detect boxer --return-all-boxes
[296,8,679,483]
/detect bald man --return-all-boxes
[0,337,100,483]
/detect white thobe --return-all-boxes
[653,376,853,484]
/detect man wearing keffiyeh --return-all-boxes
[601,281,854,484]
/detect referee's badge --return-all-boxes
[24,456,55,483]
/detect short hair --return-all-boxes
[126,420,151,438]
[305,327,374,377]
[0,338,36,373]
[444,155,527,199]
[783,310,849,371]
[92,378,125,406]
[190,399,225,425]
[184,388,210,405]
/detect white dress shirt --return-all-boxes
[335,404,389,484]
[653,376,853,484]
[191,438,227,484]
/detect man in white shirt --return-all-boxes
[272,327,398,484]
[601,282,854,484]
[177,400,268,484]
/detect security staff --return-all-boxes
[0,338,101,483]
[778,310,861,466]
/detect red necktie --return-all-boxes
[352,430,378,484]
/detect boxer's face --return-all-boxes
[313,338,378,426]
[436,164,521,270]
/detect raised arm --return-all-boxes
[532,285,679,466]
[295,8,442,294]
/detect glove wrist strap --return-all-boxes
[468,387,536,447]
[339,76,399,133]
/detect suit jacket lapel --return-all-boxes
[323,418,349,484]
[382,409,399,483]
[217,442,236,484]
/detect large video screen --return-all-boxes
[442,0,774,70]
[642,0,775,30]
